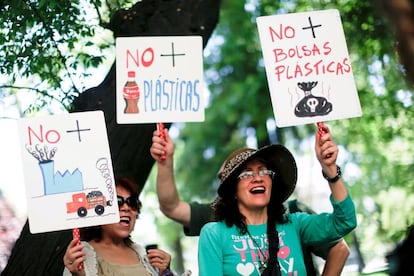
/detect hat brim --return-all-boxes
[218,145,297,202]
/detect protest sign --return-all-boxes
[257,9,362,127]
[116,36,204,124]
[18,111,119,233]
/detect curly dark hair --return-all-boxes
[213,158,288,276]
[81,177,141,247]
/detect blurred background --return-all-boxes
[1,0,413,275]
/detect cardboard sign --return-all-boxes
[257,9,362,127]
[116,36,204,124]
[18,111,119,233]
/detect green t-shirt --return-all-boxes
[198,195,356,276]
[186,201,340,275]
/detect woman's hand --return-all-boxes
[147,248,172,275]
[315,124,338,177]
[150,129,174,163]
[63,239,86,276]
[315,125,348,201]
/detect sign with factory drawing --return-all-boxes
[18,111,119,233]
[257,9,362,127]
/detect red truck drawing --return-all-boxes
[66,191,111,217]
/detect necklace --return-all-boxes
[246,230,267,274]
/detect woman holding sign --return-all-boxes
[197,125,356,275]
[62,177,174,276]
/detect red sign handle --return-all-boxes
[317,122,332,158]
[157,123,166,160]
[72,228,84,270]
[317,121,326,137]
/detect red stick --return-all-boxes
[157,123,166,160]
[317,122,332,158]
[317,121,326,137]
[72,228,84,270]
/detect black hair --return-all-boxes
[81,177,141,247]
[213,158,288,275]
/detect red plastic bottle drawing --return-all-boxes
[123,71,140,114]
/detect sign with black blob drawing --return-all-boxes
[257,9,362,127]
[115,36,204,124]
[18,111,119,233]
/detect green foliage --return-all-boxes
[377,187,414,240]
[0,0,134,113]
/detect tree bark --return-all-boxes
[2,1,220,275]
[378,0,414,86]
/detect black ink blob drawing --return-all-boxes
[294,81,332,117]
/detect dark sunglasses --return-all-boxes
[117,195,139,210]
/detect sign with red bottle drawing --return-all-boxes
[115,36,204,124]
[17,111,119,233]
[257,9,362,127]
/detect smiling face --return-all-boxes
[101,185,138,241]
[236,159,273,216]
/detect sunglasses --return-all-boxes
[117,195,139,210]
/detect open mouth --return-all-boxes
[120,216,131,225]
[250,186,265,194]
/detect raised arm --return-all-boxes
[314,125,354,274]
[150,129,191,227]
[314,125,348,202]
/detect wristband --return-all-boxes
[322,165,341,183]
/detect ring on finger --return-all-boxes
[68,260,73,265]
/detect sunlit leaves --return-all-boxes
[0,0,115,112]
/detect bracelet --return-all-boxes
[322,165,341,183]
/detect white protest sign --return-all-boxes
[116,36,204,124]
[257,9,362,127]
[18,111,119,233]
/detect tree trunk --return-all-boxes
[2,0,220,275]
[378,0,414,86]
